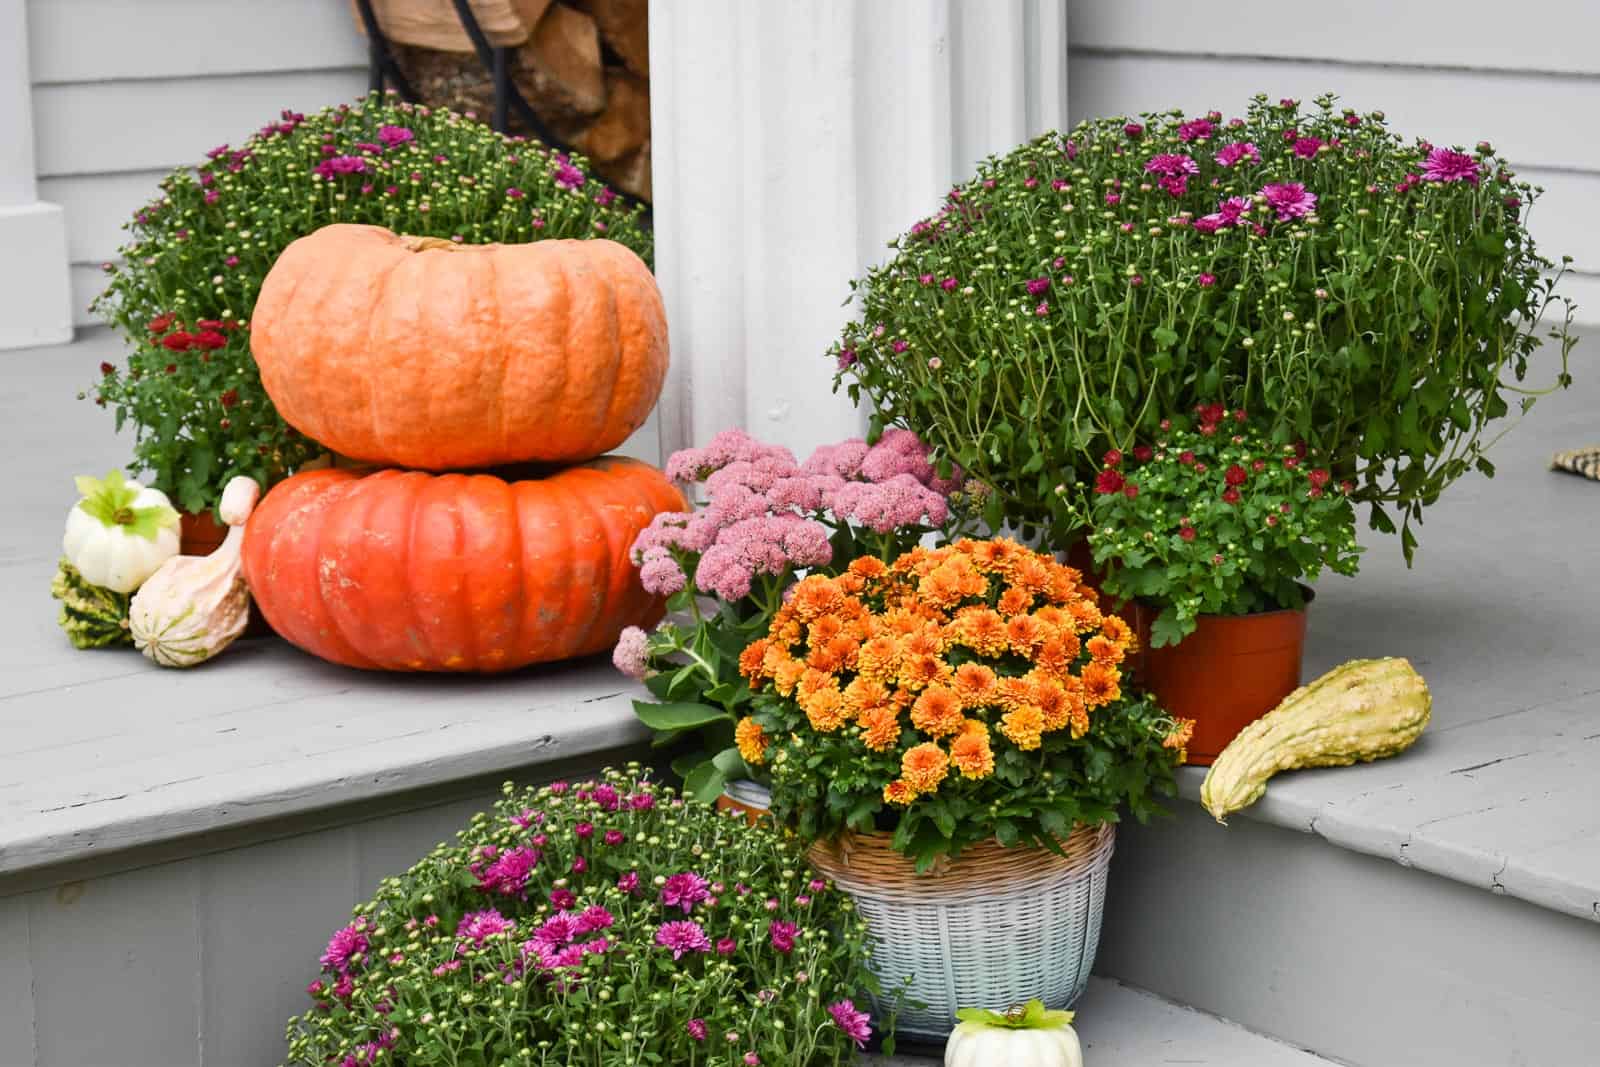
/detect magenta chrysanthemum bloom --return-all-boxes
[687,1019,708,1042]
[716,937,737,955]
[1217,196,1251,226]
[1144,153,1199,177]
[1293,136,1325,159]
[1024,276,1050,296]
[455,909,515,950]
[1177,118,1216,142]
[611,625,650,679]
[768,920,799,953]
[1259,182,1318,221]
[1159,175,1189,198]
[474,845,541,897]
[1213,141,1260,168]
[593,784,620,811]
[576,905,615,935]
[660,871,711,913]
[377,124,414,148]
[656,920,712,960]
[617,870,641,894]
[320,924,368,973]
[828,999,873,1048]
[1421,147,1480,185]
[549,888,576,911]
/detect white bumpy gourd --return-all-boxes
[130,476,261,668]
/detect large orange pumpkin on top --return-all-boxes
[250,224,669,469]
[241,457,685,672]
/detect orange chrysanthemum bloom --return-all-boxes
[843,676,892,718]
[1029,674,1071,732]
[997,586,1034,617]
[798,667,835,698]
[1067,598,1104,633]
[1045,569,1081,603]
[739,637,772,681]
[999,704,1046,751]
[901,742,950,794]
[996,675,1035,710]
[883,779,916,806]
[952,662,1000,708]
[910,685,965,738]
[808,615,845,646]
[1069,702,1091,739]
[953,607,1008,657]
[904,627,946,658]
[734,717,769,765]
[856,635,902,682]
[834,572,867,597]
[790,575,845,621]
[859,704,902,752]
[848,556,888,580]
[1032,603,1067,628]
[806,642,845,673]
[897,653,951,692]
[950,727,995,780]
[1100,614,1137,652]
[1005,614,1045,657]
[1163,718,1195,751]
[773,658,806,697]
[917,566,967,609]
[802,685,847,732]
[883,608,925,638]
[1081,661,1122,708]
[1012,556,1052,594]
[1086,634,1125,666]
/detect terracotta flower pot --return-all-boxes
[1137,592,1312,765]
[713,779,772,826]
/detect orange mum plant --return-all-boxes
[738,538,1191,870]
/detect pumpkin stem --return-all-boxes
[398,234,462,253]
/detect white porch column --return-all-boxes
[0,0,73,350]
[649,0,1067,460]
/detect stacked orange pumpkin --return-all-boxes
[241,225,684,672]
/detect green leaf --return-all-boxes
[681,762,727,805]
[1151,326,1179,349]
[630,700,732,732]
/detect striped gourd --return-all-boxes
[1201,658,1431,822]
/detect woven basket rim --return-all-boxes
[807,822,1112,894]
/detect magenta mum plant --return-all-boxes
[284,767,885,1066]
[834,92,1577,561]
[613,428,980,802]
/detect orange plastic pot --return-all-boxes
[1136,592,1311,765]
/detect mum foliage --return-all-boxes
[615,428,978,802]
[90,93,651,513]
[284,768,879,1067]
[833,93,1577,558]
[1085,407,1362,646]
[739,540,1187,871]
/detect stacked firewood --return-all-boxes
[353,0,651,200]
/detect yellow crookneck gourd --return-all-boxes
[130,476,260,668]
[1201,657,1431,822]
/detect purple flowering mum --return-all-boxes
[655,920,711,960]
[828,999,873,1048]
[660,871,711,913]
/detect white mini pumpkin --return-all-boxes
[62,471,180,593]
[945,1000,1083,1067]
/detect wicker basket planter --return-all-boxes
[805,822,1116,1040]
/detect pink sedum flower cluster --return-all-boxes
[628,428,963,602]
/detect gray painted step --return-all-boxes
[869,976,1340,1065]
[1097,804,1600,1067]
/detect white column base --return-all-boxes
[0,201,74,350]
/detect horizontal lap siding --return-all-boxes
[27,0,367,325]
[1067,1,1600,323]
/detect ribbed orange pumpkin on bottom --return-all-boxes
[242,457,685,672]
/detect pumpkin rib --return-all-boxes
[591,249,629,450]
[567,467,623,659]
